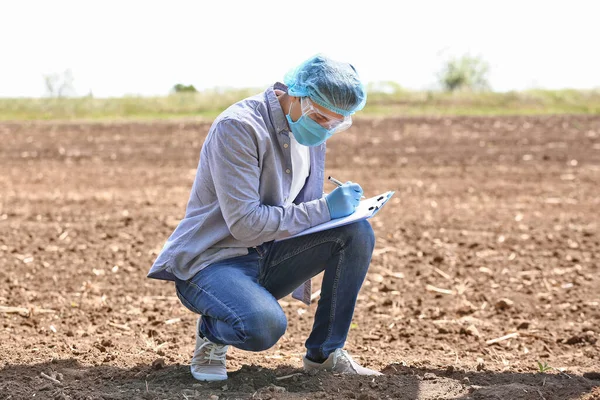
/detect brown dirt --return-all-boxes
[1,116,599,400]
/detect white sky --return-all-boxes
[1,0,598,97]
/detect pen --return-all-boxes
[328,176,366,198]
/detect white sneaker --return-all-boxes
[303,348,382,376]
[190,319,229,381]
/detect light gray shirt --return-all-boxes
[147,82,330,303]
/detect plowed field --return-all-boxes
[1,116,599,399]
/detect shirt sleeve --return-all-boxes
[204,118,331,244]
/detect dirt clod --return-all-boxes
[462,325,481,338]
[494,298,514,311]
[423,372,437,380]
[584,372,600,381]
[151,359,165,370]
[517,321,531,330]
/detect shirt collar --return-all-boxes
[266,82,290,134]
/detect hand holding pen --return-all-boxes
[324,176,364,219]
[328,176,365,199]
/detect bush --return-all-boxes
[438,55,490,92]
[172,84,198,93]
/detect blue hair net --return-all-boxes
[284,54,367,117]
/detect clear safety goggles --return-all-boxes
[300,97,352,133]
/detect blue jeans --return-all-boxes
[174,220,375,362]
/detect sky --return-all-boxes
[1,0,599,98]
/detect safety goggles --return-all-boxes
[300,97,352,133]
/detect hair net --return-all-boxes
[284,54,367,117]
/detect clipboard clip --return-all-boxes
[368,191,394,216]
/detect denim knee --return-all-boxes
[239,308,287,352]
[338,220,375,252]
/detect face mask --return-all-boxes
[286,100,335,147]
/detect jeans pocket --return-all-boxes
[255,241,271,259]
[256,250,269,285]
[256,241,273,279]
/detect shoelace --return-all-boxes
[192,341,227,365]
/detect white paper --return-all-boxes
[276,191,394,242]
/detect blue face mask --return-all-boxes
[286,101,335,147]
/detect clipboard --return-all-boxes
[276,191,395,242]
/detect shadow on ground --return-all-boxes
[0,359,598,400]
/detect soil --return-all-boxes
[1,116,599,399]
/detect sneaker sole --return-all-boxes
[191,371,228,381]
